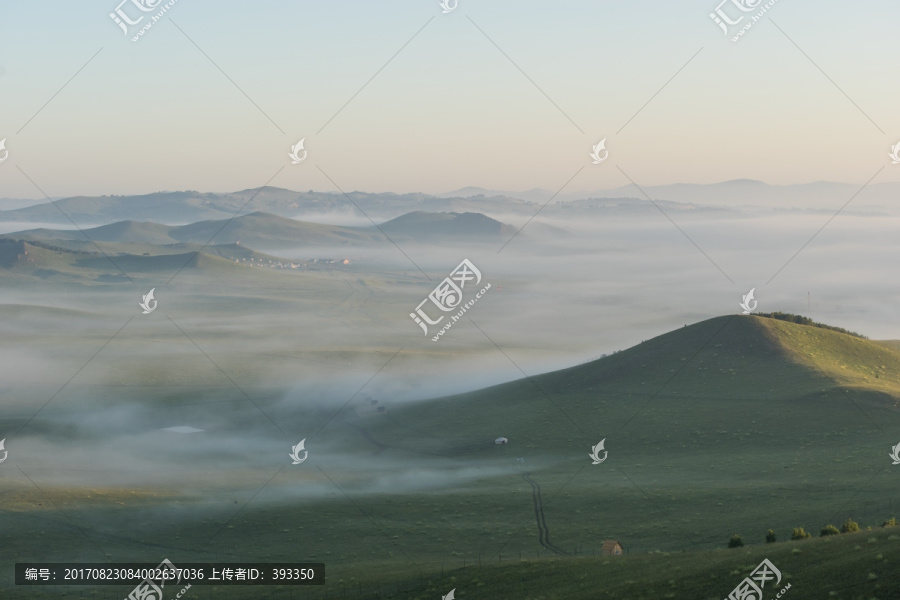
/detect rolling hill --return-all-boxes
[378,211,519,241]
[5,212,383,250]
[365,313,900,453]
[0,187,539,225]
[0,191,227,224]
[337,314,900,564]
[0,237,300,282]
[3,210,526,250]
[3,312,899,599]
[4,182,897,233]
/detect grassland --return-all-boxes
[3,312,900,599]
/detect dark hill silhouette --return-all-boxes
[378,211,517,241]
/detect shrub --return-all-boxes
[820,525,840,536]
[841,519,860,533]
[765,529,777,544]
[728,534,744,548]
[882,517,897,528]
[791,527,811,540]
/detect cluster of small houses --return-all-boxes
[493,436,624,556]
[234,256,351,270]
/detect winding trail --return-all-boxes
[521,472,569,556]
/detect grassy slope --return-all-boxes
[0,239,316,285]
[362,315,897,460]
[344,315,900,584]
[755,317,900,397]
[359,526,900,600]
[169,212,381,247]
[4,315,900,599]
[874,340,900,354]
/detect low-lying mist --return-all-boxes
[2,208,898,500]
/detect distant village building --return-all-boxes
[601,540,623,556]
[495,437,508,445]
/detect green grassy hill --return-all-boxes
[362,314,900,459]
[73,248,245,274]
[3,315,900,599]
[357,525,900,600]
[5,212,384,249]
[13,220,176,244]
[169,211,383,248]
[754,316,900,396]
[340,315,900,562]
[0,237,300,283]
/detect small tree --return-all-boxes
[765,529,777,544]
[791,527,811,540]
[882,517,897,528]
[728,534,744,548]
[841,519,860,534]
[820,525,840,536]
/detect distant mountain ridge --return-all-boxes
[0,188,538,226]
[443,180,900,211]
[3,210,523,250]
[3,181,898,227]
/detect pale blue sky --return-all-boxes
[1,0,898,199]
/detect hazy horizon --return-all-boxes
[2,1,899,201]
